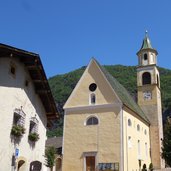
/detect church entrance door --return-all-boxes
[86,156,95,171]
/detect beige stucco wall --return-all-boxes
[0,57,47,170]
[63,60,122,171]
[123,108,151,171]
[138,85,164,169]
[62,107,121,171]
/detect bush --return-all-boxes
[44,146,56,171]
[28,132,39,142]
[11,125,25,137]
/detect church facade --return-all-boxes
[62,34,164,171]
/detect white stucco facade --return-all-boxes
[0,56,54,170]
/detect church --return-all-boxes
[62,33,164,171]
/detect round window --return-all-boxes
[89,83,97,92]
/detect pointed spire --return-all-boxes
[140,30,153,50]
[137,31,158,56]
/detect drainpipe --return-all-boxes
[120,104,124,171]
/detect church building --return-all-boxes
[62,33,164,171]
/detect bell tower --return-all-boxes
[137,31,164,169]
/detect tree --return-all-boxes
[162,117,171,167]
[44,146,56,171]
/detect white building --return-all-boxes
[0,44,58,171]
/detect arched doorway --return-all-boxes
[30,161,42,171]
[16,157,26,171]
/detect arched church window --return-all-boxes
[138,140,141,158]
[142,72,151,85]
[128,119,132,127]
[145,143,148,158]
[137,124,140,131]
[144,129,147,135]
[86,116,98,125]
[90,93,96,104]
[144,53,148,60]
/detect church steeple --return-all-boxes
[140,31,153,50]
[136,32,164,169]
[137,31,158,67]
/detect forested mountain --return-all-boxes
[47,65,171,137]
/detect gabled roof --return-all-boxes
[46,136,63,149]
[93,58,150,123]
[0,43,59,123]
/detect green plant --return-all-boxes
[149,163,153,171]
[28,132,39,142]
[44,146,56,171]
[142,164,147,171]
[11,125,25,137]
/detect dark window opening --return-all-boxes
[13,109,25,126]
[86,117,98,125]
[29,117,38,133]
[144,53,148,60]
[89,83,97,92]
[90,93,96,104]
[142,72,151,85]
[10,66,16,75]
[25,80,29,87]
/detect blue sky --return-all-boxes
[1,0,171,77]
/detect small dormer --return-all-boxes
[137,31,158,66]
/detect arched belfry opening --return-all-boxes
[144,53,148,60]
[142,72,151,85]
[157,75,159,87]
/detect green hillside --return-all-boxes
[47,65,171,137]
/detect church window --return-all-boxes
[142,72,151,85]
[128,119,132,127]
[90,93,96,105]
[137,124,140,131]
[145,143,148,158]
[89,83,97,92]
[144,53,148,60]
[138,140,141,158]
[144,129,147,135]
[86,116,98,125]
[128,136,132,148]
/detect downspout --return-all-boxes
[125,114,128,171]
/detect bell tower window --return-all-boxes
[142,72,151,85]
[144,53,148,60]
[157,75,159,87]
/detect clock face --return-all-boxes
[143,91,152,100]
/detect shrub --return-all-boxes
[11,125,25,137]
[28,132,39,142]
